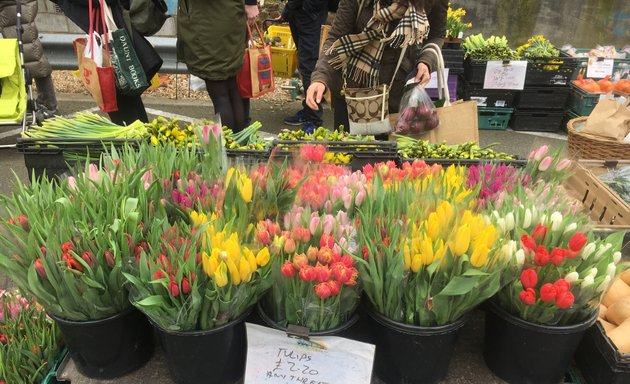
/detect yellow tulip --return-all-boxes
[190,211,208,227]
[202,252,213,277]
[238,173,253,203]
[420,237,434,266]
[470,244,489,267]
[411,254,423,273]
[239,258,252,283]
[256,247,270,267]
[226,167,236,188]
[215,262,228,287]
[244,247,257,272]
[426,212,440,240]
[451,224,471,256]
[456,190,472,204]
[434,239,446,261]
[403,244,411,270]
[227,258,241,285]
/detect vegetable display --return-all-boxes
[463,34,519,60]
[22,112,146,139]
[573,75,630,94]
[396,136,515,160]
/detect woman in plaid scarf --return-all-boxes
[307,0,447,134]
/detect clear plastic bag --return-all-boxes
[394,84,440,135]
[598,166,630,203]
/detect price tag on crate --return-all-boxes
[483,60,527,90]
[587,57,614,79]
[244,323,375,384]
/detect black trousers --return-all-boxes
[285,7,327,125]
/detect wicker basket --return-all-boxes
[567,117,630,160]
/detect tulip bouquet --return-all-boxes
[247,160,305,223]
[0,162,154,321]
[361,160,440,185]
[124,217,272,331]
[259,210,360,331]
[355,166,512,326]
[493,219,625,326]
[0,290,62,384]
[524,145,572,185]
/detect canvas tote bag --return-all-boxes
[392,43,479,144]
[237,22,275,99]
[73,0,117,112]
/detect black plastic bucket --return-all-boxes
[155,309,250,384]
[367,308,469,384]
[50,306,154,379]
[257,301,361,338]
[483,302,597,384]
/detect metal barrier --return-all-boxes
[39,33,189,74]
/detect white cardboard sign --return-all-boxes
[587,58,614,78]
[425,68,450,89]
[244,323,375,384]
[483,60,528,90]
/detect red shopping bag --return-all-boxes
[73,0,117,112]
[237,22,275,98]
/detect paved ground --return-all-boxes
[0,93,580,384]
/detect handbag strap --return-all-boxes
[245,21,268,49]
[421,42,450,106]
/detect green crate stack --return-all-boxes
[568,82,601,116]
[477,107,513,130]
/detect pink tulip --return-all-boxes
[532,145,548,161]
[67,176,77,190]
[309,216,320,235]
[88,163,100,183]
[322,215,334,235]
[324,200,333,213]
[555,159,571,171]
[355,188,366,206]
[201,125,210,144]
[342,189,353,210]
[210,123,222,138]
[538,156,553,171]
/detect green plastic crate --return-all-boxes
[567,48,630,79]
[40,348,67,384]
[568,82,601,116]
[477,107,513,130]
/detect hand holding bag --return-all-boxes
[237,22,275,99]
[72,0,117,112]
[103,2,150,96]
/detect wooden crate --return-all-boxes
[564,161,630,234]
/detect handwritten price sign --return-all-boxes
[244,323,375,384]
[483,60,528,90]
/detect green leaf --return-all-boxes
[81,275,106,290]
[136,295,170,310]
[439,276,480,296]
[462,269,491,277]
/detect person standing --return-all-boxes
[281,0,328,131]
[52,0,163,125]
[177,0,258,133]
[0,0,58,118]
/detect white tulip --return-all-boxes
[497,218,506,233]
[531,206,539,223]
[540,214,547,225]
[597,276,612,292]
[613,251,622,264]
[581,275,595,288]
[587,267,598,278]
[501,241,517,260]
[550,212,563,232]
[565,271,579,284]
[607,263,617,279]
[581,243,596,260]
[595,243,612,260]
[515,249,525,266]
[505,212,515,232]
[563,222,577,234]
[523,209,532,229]
[492,210,500,220]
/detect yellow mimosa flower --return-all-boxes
[470,244,489,267]
[215,262,228,287]
[239,258,252,283]
[451,224,471,256]
[256,247,270,267]
[244,247,257,272]
[227,258,241,285]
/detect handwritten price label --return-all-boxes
[587,58,614,79]
[483,60,528,90]
[244,323,375,384]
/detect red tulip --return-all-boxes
[519,288,536,305]
[520,269,538,289]
[332,262,352,284]
[158,254,172,272]
[554,278,571,293]
[345,269,359,286]
[283,238,296,254]
[555,290,574,309]
[17,214,29,231]
[327,280,341,296]
[362,246,369,261]
[62,253,83,272]
[168,280,180,297]
[34,258,46,279]
[315,264,332,283]
[153,270,166,280]
[340,254,355,268]
[550,248,566,266]
[298,265,317,282]
[104,250,115,267]
[320,234,335,249]
[281,261,296,278]
[81,251,95,267]
[40,246,47,256]
[568,232,587,253]
[61,241,74,253]
[520,235,536,252]
[256,230,271,245]
[532,224,548,243]
[181,277,191,295]
[292,254,308,269]
[314,282,332,299]
[540,283,557,303]
[534,246,550,266]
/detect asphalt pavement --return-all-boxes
[0,93,574,384]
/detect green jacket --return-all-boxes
[177,0,250,81]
